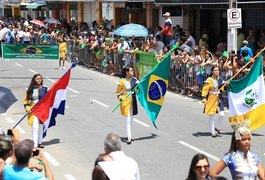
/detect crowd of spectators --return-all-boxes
[1,16,264,92]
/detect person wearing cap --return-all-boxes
[160,12,172,48]
[239,40,253,58]
[118,37,131,66]
[2,139,54,180]
[118,37,129,53]
[199,34,208,47]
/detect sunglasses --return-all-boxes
[195,165,209,171]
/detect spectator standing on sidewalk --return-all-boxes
[59,36,67,70]
[240,40,253,58]
[160,12,172,48]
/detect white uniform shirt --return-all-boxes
[110,151,140,180]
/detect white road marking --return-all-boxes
[0,113,7,116]
[5,117,14,123]
[15,63,23,67]
[91,99,109,108]
[44,76,56,83]
[67,87,80,94]
[64,174,77,180]
[178,141,220,161]
[133,118,150,128]
[44,152,60,166]
[16,126,26,134]
[28,69,37,74]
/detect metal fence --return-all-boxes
[68,42,248,106]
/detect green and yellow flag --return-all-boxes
[228,55,265,130]
[137,47,175,128]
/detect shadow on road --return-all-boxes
[193,131,264,137]
[43,138,61,146]
[120,133,158,143]
[192,132,212,137]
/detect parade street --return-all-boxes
[1,59,265,179]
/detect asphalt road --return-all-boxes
[1,58,265,179]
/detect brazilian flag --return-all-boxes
[137,51,173,128]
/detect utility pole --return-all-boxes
[2,0,4,16]
[227,0,238,53]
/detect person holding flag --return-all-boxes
[113,45,178,132]
[116,66,138,145]
[201,66,226,138]
[23,74,47,148]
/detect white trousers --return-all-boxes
[125,115,134,140]
[209,111,224,134]
[31,116,43,147]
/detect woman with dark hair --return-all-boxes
[116,66,138,144]
[186,153,211,180]
[210,126,265,179]
[59,36,67,69]
[23,74,48,148]
[201,66,226,137]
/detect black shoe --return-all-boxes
[38,144,44,148]
[126,140,132,145]
[211,133,216,138]
[125,138,134,141]
[215,128,222,134]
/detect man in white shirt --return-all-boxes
[104,133,140,180]
[118,37,129,52]
[118,37,131,66]
[185,30,196,49]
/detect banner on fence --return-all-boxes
[135,51,158,79]
[2,44,59,60]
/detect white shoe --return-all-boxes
[62,67,65,69]
[59,67,62,70]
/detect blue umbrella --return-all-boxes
[113,23,148,37]
[0,86,17,113]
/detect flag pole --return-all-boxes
[112,83,139,113]
[204,47,265,113]
[112,45,179,113]
[12,113,28,128]
[225,46,265,84]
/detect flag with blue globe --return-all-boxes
[137,53,171,128]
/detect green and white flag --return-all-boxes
[228,56,265,130]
